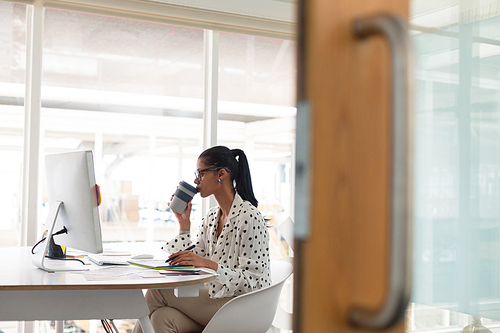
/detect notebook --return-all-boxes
[128,259,194,270]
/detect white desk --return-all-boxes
[0,247,215,333]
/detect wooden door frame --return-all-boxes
[294,0,410,332]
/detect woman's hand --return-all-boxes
[169,194,192,231]
[168,250,218,271]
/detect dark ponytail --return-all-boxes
[199,146,258,207]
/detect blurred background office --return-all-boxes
[0,1,296,332]
[7,0,500,333]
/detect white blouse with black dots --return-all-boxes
[163,192,271,299]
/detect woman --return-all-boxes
[133,146,271,333]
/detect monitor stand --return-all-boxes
[32,201,89,272]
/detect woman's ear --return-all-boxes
[219,168,228,180]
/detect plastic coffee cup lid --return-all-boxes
[179,180,197,193]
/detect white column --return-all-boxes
[21,0,44,247]
[203,29,219,151]
[203,30,219,213]
[20,4,44,333]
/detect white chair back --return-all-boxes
[201,260,293,333]
[271,256,294,330]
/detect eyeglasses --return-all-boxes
[194,167,230,181]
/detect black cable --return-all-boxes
[31,226,85,266]
[31,226,69,254]
[31,238,46,254]
[45,255,85,265]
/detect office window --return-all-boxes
[41,9,205,248]
[218,33,295,106]
[0,2,26,249]
[218,32,296,258]
[0,5,296,333]
[218,32,296,333]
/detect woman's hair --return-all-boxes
[199,145,258,207]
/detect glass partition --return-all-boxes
[410,0,500,330]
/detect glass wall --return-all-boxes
[218,32,295,106]
[218,32,296,258]
[0,3,296,333]
[0,4,26,333]
[0,2,26,248]
[40,9,206,248]
[409,0,500,331]
[218,32,296,333]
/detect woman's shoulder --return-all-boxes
[231,192,255,209]
[236,198,265,222]
[232,193,257,212]
[240,200,260,213]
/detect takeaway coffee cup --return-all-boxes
[170,181,198,214]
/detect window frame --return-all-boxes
[18,0,297,247]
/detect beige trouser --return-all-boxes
[132,288,233,333]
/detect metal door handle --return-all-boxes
[349,13,414,330]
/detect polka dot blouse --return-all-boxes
[163,192,271,299]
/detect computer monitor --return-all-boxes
[32,150,103,272]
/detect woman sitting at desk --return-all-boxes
[132,145,271,333]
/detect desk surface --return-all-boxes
[0,247,215,291]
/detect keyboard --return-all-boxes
[88,254,131,266]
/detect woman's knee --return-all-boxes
[145,289,173,313]
[151,308,173,331]
[150,306,203,333]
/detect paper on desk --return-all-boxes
[132,271,165,278]
[75,265,218,281]
[71,266,146,281]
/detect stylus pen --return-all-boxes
[165,244,197,263]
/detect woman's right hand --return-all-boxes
[169,194,192,230]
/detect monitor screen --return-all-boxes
[45,150,103,254]
[32,150,103,271]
